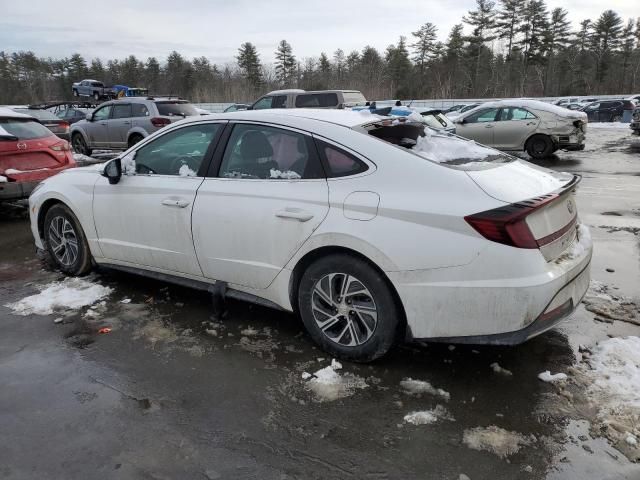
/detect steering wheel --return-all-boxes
[169,155,200,176]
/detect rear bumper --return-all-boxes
[0,181,39,201]
[388,223,593,343]
[55,133,70,141]
[630,121,640,132]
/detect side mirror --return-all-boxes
[85,113,93,121]
[102,158,122,185]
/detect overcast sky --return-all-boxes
[0,0,637,65]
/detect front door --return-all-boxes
[93,122,225,276]
[457,108,500,146]
[85,104,112,147]
[192,122,329,289]
[492,107,541,150]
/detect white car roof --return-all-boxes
[197,108,384,128]
[0,107,35,119]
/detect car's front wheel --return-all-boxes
[44,204,92,276]
[72,133,92,156]
[298,254,401,362]
[526,134,554,159]
[128,133,144,148]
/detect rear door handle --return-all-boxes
[161,199,190,208]
[485,124,494,128]
[123,121,131,125]
[275,209,314,222]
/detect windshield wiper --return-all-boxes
[0,135,19,141]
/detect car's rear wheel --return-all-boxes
[526,134,554,159]
[72,133,92,156]
[298,254,400,362]
[128,133,144,148]
[44,204,92,276]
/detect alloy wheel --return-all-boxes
[48,216,79,266]
[311,273,378,347]
[72,135,85,154]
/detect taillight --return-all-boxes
[151,117,171,128]
[59,121,70,131]
[50,141,71,151]
[464,194,558,249]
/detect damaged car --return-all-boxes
[28,109,592,361]
[453,99,587,159]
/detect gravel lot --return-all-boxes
[1,126,639,479]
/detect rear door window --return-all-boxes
[155,101,198,117]
[499,108,537,121]
[0,119,53,140]
[315,140,368,177]
[219,124,323,179]
[295,93,339,108]
[465,109,499,123]
[271,96,287,108]
[131,103,150,117]
[111,104,131,119]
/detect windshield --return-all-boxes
[13,109,59,121]
[0,118,53,140]
[361,115,514,171]
[155,101,198,117]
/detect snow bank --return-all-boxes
[538,371,567,383]
[490,363,513,376]
[302,359,368,402]
[400,378,450,400]
[463,426,533,458]
[5,278,112,315]
[404,405,454,425]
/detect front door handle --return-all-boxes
[161,199,190,208]
[123,121,131,125]
[484,124,494,128]
[275,208,314,222]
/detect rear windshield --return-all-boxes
[155,101,198,117]
[13,109,59,121]
[342,91,367,105]
[360,115,514,171]
[0,118,53,140]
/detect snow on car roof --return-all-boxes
[210,108,386,128]
[470,99,582,116]
[0,107,35,119]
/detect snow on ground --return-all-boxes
[580,336,640,458]
[588,122,631,129]
[404,405,454,425]
[582,280,639,325]
[490,362,513,376]
[5,277,112,315]
[400,378,450,400]
[538,371,568,383]
[463,426,533,458]
[302,359,368,402]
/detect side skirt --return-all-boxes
[96,262,286,312]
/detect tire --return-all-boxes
[72,133,92,156]
[611,115,622,122]
[526,134,554,159]
[297,254,401,362]
[44,204,92,276]
[128,133,144,148]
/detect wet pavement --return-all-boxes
[1,127,639,479]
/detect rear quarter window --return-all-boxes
[315,140,368,177]
[295,93,339,108]
[0,119,53,140]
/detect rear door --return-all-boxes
[456,108,500,146]
[107,103,132,148]
[492,107,540,150]
[192,122,329,289]
[583,102,600,122]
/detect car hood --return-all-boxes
[465,160,574,203]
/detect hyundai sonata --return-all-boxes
[28,109,592,361]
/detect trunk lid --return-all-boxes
[466,160,580,262]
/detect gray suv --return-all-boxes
[70,97,198,155]
[250,89,367,110]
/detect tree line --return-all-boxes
[1,1,639,105]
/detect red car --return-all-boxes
[0,108,76,201]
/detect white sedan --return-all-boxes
[29,109,592,361]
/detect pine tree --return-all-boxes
[543,7,571,94]
[274,40,296,87]
[385,37,412,97]
[495,0,524,58]
[411,23,438,74]
[463,0,497,94]
[518,0,550,66]
[590,10,623,86]
[236,42,262,89]
[333,49,346,83]
[619,19,636,91]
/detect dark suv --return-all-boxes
[630,106,640,134]
[581,100,635,122]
